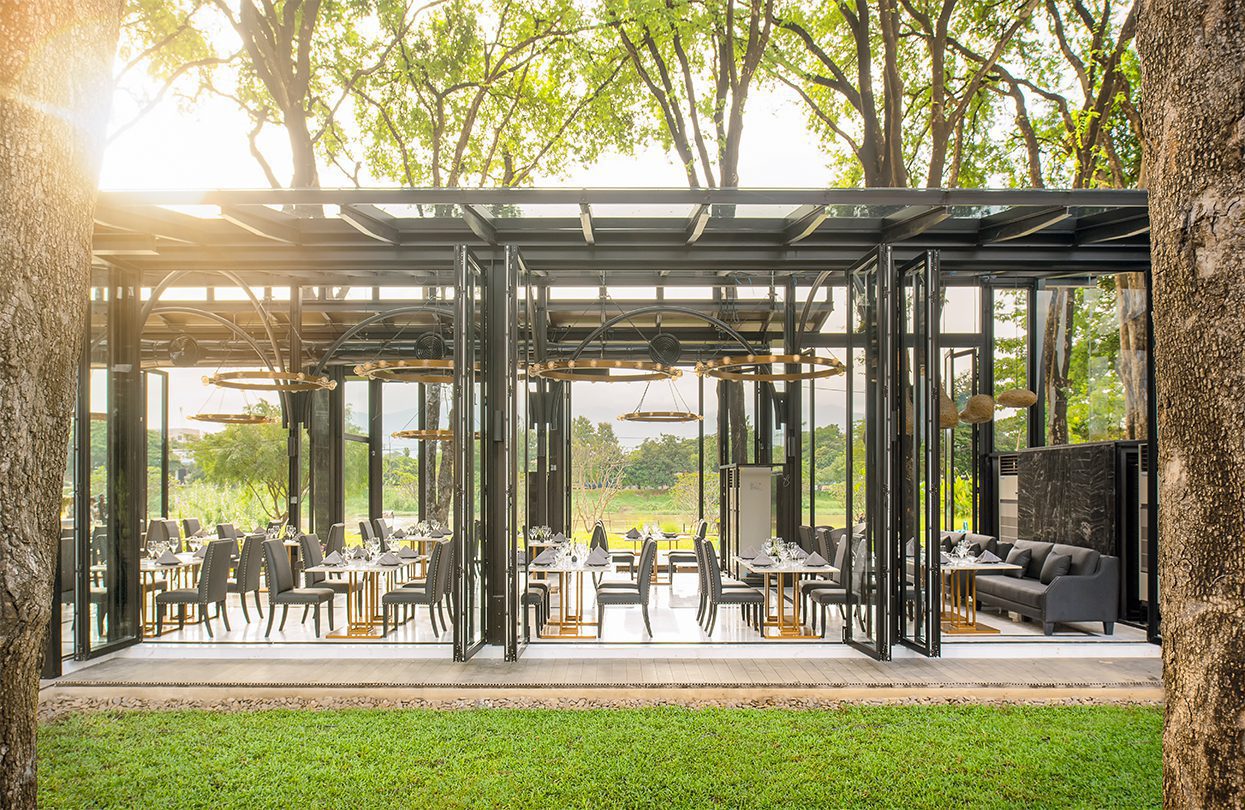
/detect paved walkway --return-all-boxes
[49,654,1159,692]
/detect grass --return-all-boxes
[38,706,1161,809]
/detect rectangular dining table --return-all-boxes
[939,559,1023,634]
[527,556,615,639]
[139,552,203,636]
[736,557,840,639]
[304,556,426,639]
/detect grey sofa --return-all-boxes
[974,539,1119,635]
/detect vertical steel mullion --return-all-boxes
[927,251,942,656]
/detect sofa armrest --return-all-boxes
[1041,555,1119,623]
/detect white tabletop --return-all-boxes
[528,559,615,574]
[305,557,425,574]
[140,552,199,572]
[940,560,1023,573]
[737,557,839,575]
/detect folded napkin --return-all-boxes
[625,528,642,540]
[551,532,566,544]
[738,547,759,560]
[662,531,678,539]
[429,530,447,539]
[192,546,207,559]
[750,555,773,567]
[805,551,828,567]
[532,547,558,566]
[586,547,609,566]
[940,552,953,565]
[977,549,1002,563]
[376,551,401,565]
[157,550,180,565]
[323,551,344,566]
[398,546,418,559]
[393,529,406,539]
[792,546,809,559]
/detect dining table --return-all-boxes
[303,555,426,639]
[621,531,689,585]
[139,551,204,636]
[527,550,615,639]
[736,556,840,639]
[939,558,1023,634]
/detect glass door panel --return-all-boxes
[454,247,486,660]
[505,248,526,659]
[896,253,941,655]
[145,370,168,521]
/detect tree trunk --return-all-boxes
[0,1,123,806]
[1137,1,1245,805]
[1042,287,1075,445]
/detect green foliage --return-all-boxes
[622,434,698,489]
[187,402,291,520]
[39,706,1162,808]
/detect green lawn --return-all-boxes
[38,706,1160,809]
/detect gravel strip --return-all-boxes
[38,692,1163,722]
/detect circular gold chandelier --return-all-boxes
[354,359,455,384]
[391,429,455,441]
[618,410,702,423]
[528,358,680,382]
[188,413,276,426]
[695,353,845,382]
[205,370,337,392]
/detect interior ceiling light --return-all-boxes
[354,359,455,384]
[205,370,337,392]
[527,358,680,382]
[618,377,701,423]
[391,429,455,441]
[188,413,276,426]
[695,353,845,382]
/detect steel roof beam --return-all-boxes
[220,205,300,243]
[461,204,497,244]
[881,205,951,242]
[978,206,1070,244]
[782,204,830,244]
[1076,210,1151,244]
[579,203,595,245]
[339,204,401,245]
[685,204,711,244]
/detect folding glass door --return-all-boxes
[843,249,890,660]
[894,253,941,656]
[453,247,486,660]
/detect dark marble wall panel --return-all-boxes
[1016,443,1116,555]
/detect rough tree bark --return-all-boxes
[0,1,123,805]
[1136,0,1245,805]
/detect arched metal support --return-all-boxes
[308,304,455,377]
[567,305,758,358]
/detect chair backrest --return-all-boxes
[146,519,168,544]
[183,517,202,537]
[326,523,345,555]
[830,530,852,584]
[198,539,233,603]
[236,534,265,591]
[216,523,237,541]
[300,534,325,587]
[359,521,376,542]
[430,540,457,601]
[590,522,608,552]
[636,540,658,601]
[703,540,726,597]
[694,520,707,542]
[373,518,391,539]
[262,538,295,597]
[797,525,815,552]
[693,537,708,596]
[163,519,183,552]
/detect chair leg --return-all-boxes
[437,600,447,629]
[265,602,276,637]
[1103,621,1114,635]
[313,605,322,638]
[156,603,164,636]
[597,604,604,638]
[642,603,652,638]
[279,605,289,631]
[707,604,718,635]
[178,604,186,630]
[254,590,264,618]
[696,590,706,624]
[219,601,231,631]
[239,596,250,623]
[301,604,309,624]
[429,604,440,637]
[328,598,335,631]
[383,604,389,636]
[203,606,214,638]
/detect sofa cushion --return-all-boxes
[996,542,1014,561]
[1040,552,1071,585]
[976,573,1048,607]
[1004,547,1031,578]
[940,531,963,552]
[1051,543,1101,576]
[1014,539,1054,579]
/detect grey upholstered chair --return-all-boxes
[372,518,393,550]
[359,520,378,544]
[227,533,266,622]
[299,533,350,597]
[595,539,658,637]
[145,519,169,545]
[701,539,764,635]
[325,523,346,556]
[182,517,203,538]
[800,528,849,616]
[811,537,868,636]
[666,520,704,579]
[263,538,335,638]
[382,539,453,636]
[162,519,183,552]
[590,521,635,576]
[155,539,232,637]
[693,536,755,627]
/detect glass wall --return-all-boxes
[381,381,421,521]
[993,289,1030,452]
[344,378,370,539]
